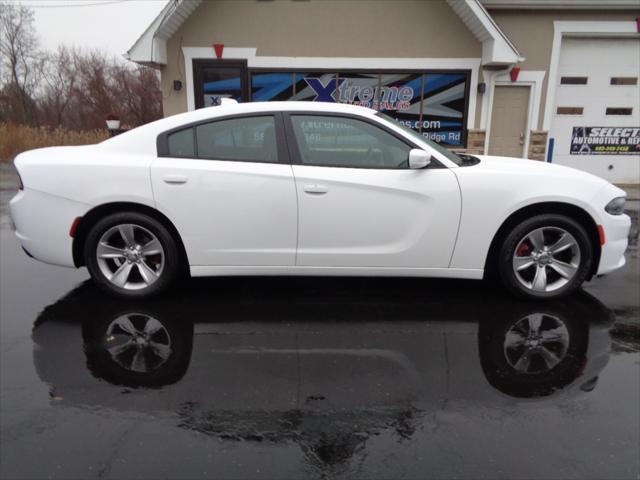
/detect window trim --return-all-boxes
[157,112,290,165]
[282,112,443,170]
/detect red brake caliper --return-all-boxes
[516,241,531,257]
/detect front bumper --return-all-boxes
[597,212,631,276]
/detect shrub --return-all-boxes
[0,122,109,163]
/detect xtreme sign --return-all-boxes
[305,77,414,111]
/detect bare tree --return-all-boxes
[112,63,162,127]
[1,2,162,130]
[40,46,76,127]
[69,49,116,129]
[0,1,42,124]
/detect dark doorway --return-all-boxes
[193,59,248,109]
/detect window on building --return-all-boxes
[249,70,470,148]
[196,116,278,163]
[556,107,584,115]
[606,107,633,115]
[290,115,411,169]
[610,77,638,85]
[167,128,195,157]
[560,77,588,85]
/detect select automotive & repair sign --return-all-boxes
[571,127,640,155]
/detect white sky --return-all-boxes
[12,0,167,61]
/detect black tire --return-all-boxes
[498,214,593,300]
[84,212,181,299]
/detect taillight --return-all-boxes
[17,172,23,190]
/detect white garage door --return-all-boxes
[550,37,640,184]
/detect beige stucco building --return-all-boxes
[128,0,640,183]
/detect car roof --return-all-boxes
[214,100,376,113]
[99,101,380,153]
[172,101,378,123]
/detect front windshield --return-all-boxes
[375,112,463,166]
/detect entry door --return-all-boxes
[286,114,461,268]
[193,59,248,108]
[489,86,530,157]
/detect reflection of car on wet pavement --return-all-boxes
[32,279,613,467]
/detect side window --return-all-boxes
[167,128,195,157]
[289,115,411,168]
[196,116,278,163]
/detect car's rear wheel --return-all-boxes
[84,212,181,298]
[498,214,593,299]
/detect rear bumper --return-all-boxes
[597,213,631,275]
[9,189,89,268]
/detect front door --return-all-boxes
[151,114,297,267]
[285,113,461,268]
[489,86,530,158]
[193,59,248,108]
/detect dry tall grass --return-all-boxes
[0,123,109,163]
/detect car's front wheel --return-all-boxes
[84,212,181,298]
[498,214,593,299]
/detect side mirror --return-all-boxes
[409,149,431,169]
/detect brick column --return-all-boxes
[528,131,548,161]
[465,129,486,155]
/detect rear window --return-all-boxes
[196,116,277,163]
[167,128,195,157]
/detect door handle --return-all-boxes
[163,174,188,184]
[303,184,328,194]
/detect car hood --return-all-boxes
[468,154,623,193]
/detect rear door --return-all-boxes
[151,113,297,267]
[285,113,461,268]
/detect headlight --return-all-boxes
[605,196,626,215]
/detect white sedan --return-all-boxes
[10,101,630,299]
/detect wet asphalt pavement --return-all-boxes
[0,166,639,479]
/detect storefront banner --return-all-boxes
[570,127,640,155]
[204,70,470,147]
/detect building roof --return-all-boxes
[480,0,639,9]
[446,0,524,65]
[126,0,523,67]
[126,0,202,67]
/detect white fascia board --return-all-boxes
[126,1,172,65]
[481,0,640,9]
[447,0,523,65]
[126,0,202,66]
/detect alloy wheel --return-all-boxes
[512,226,581,293]
[96,223,165,290]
